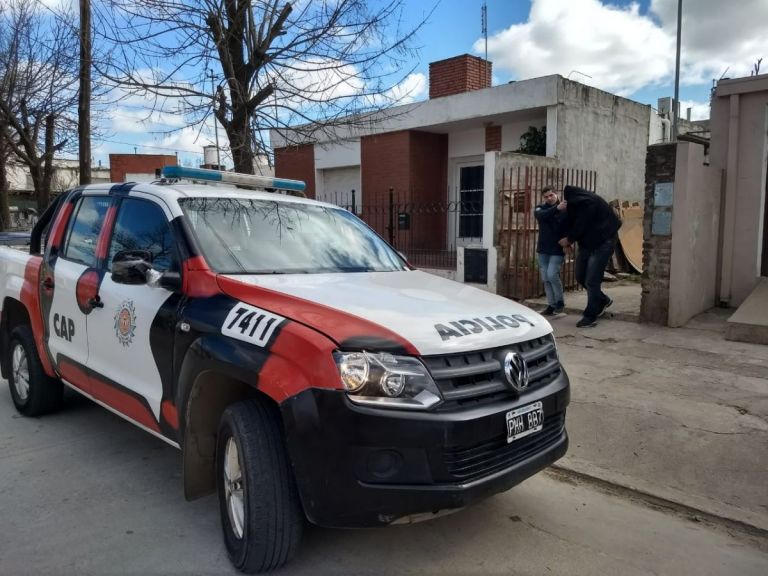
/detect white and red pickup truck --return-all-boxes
[1,166,569,573]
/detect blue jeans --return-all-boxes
[537,253,564,308]
[575,238,616,318]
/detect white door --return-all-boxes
[46,195,112,369]
[85,197,179,425]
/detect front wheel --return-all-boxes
[216,398,303,573]
[7,325,63,416]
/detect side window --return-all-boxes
[62,196,111,266]
[108,199,176,272]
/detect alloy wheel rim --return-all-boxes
[11,344,30,402]
[224,436,245,539]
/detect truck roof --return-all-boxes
[76,180,338,211]
[74,166,333,210]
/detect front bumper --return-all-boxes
[280,369,570,528]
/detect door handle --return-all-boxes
[42,277,54,290]
[88,296,104,309]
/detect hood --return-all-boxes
[220,270,551,356]
[564,185,595,207]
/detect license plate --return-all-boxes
[506,401,544,443]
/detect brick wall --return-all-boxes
[485,125,501,151]
[109,154,177,182]
[410,131,448,249]
[360,131,410,240]
[640,143,676,324]
[274,144,316,198]
[429,54,492,99]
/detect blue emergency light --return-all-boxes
[161,166,306,193]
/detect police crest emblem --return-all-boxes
[114,300,137,347]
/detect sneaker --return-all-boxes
[598,296,614,318]
[576,316,597,328]
[541,305,555,316]
[553,306,566,317]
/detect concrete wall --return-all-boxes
[640,144,676,324]
[272,75,560,147]
[668,142,722,327]
[316,166,360,207]
[7,162,110,192]
[556,78,651,202]
[314,140,360,169]
[710,74,768,306]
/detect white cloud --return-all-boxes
[142,124,228,158]
[384,72,427,104]
[679,99,710,122]
[478,0,768,96]
[477,0,673,96]
[650,0,768,83]
[367,72,427,106]
[280,58,366,102]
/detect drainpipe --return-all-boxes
[660,118,671,142]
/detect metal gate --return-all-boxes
[498,165,598,300]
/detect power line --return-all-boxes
[96,138,207,155]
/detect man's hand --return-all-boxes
[557,200,567,211]
[558,237,571,248]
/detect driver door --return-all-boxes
[85,197,180,433]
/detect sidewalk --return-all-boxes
[526,280,641,322]
[550,308,768,532]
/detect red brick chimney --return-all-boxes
[429,54,492,99]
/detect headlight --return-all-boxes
[334,351,442,410]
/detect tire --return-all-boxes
[7,325,63,416]
[216,398,303,573]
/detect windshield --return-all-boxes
[179,197,408,274]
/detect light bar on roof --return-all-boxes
[161,166,306,193]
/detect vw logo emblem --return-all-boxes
[503,351,529,391]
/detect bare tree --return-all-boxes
[0,0,81,212]
[0,130,10,230]
[96,0,430,174]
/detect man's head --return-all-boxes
[541,186,559,205]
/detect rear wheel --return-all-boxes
[216,398,303,573]
[7,325,63,416]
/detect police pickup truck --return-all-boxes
[0,166,569,573]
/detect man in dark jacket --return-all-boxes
[534,186,567,316]
[559,185,621,327]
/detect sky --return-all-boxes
[86,0,768,169]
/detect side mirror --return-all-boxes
[112,250,183,291]
[147,269,182,291]
[112,250,152,285]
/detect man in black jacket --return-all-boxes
[559,185,621,327]
[534,186,567,316]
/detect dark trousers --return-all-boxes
[575,238,616,319]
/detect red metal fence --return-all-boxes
[326,188,465,270]
[497,166,598,300]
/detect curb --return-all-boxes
[547,465,768,540]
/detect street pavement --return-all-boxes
[1,307,767,575]
[551,307,768,533]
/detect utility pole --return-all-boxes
[78,0,92,184]
[208,69,221,169]
[672,0,682,142]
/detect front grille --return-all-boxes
[442,412,565,481]
[422,335,561,411]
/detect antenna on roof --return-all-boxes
[481,2,488,63]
